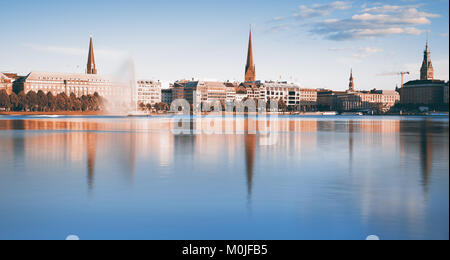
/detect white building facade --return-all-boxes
[137,80,162,105]
[262,82,317,110]
[13,71,129,99]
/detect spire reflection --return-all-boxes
[86,132,97,193]
[244,119,256,203]
[420,120,433,193]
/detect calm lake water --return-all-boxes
[0,115,448,240]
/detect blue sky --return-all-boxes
[0,0,448,90]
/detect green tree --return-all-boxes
[146,103,152,111]
[0,89,10,111]
[56,93,68,111]
[69,93,78,111]
[9,92,19,111]
[47,92,56,111]
[81,95,89,111]
[37,90,48,111]
[278,98,288,112]
[156,102,170,112]
[17,91,27,111]
[26,91,38,111]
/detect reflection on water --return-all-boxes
[420,120,432,192]
[245,133,255,202]
[0,116,448,240]
[87,133,96,193]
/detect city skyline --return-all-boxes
[0,0,449,90]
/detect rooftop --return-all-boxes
[404,79,448,87]
[24,71,113,82]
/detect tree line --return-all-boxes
[139,102,170,112]
[0,89,105,112]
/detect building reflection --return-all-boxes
[419,120,433,193]
[244,131,256,202]
[86,132,97,193]
[0,116,444,202]
[399,119,435,193]
[349,120,354,168]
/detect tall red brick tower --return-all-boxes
[420,40,434,80]
[87,36,97,75]
[245,29,256,82]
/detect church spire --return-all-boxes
[420,38,434,80]
[245,28,256,82]
[349,68,355,91]
[87,35,97,75]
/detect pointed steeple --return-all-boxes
[349,68,355,91]
[87,35,97,74]
[420,37,434,80]
[245,28,256,82]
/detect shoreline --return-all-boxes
[0,111,109,116]
[0,111,448,117]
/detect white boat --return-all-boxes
[322,112,338,116]
[341,112,363,116]
[127,111,150,117]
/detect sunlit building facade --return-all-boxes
[319,70,400,112]
[338,90,400,112]
[12,37,129,100]
[137,80,162,105]
[13,71,122,98]
[263,81,318,111]
[401,41,449,110]
[0,73,13,94]
[173,81,228,105]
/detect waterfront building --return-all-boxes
[197,81,228,104]
[224,82,238,103]
[12,37,129,100]
[235,86,247,102]
[401,80,448,109]
[240,81,265,101]
[263,81,318,111]
[2,73,22,82]
[171,81,186,102]
[337,90,400,112]
[136,80,162,105]
[172,81,228,105]
[317,70,400,112]
[161,88,173,105]
[13,71,121,98]
[244,29,256,82]
[401,41,449,110]
[0,73,13,94]
[317,90,346,111]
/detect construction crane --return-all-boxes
[377,71,410,88]
[399,72,410,88]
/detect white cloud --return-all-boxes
[294,1,351,19]
[310,5,439,40]
[353,47,383,59]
